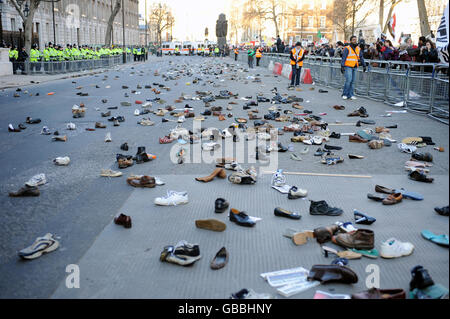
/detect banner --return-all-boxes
[388,13,396,39]
[436,4,449,63]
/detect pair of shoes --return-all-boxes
[160,241,201,266]
[154,190,188,206]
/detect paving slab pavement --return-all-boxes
[0,55,447,299]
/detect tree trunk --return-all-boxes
[417,0,431,36]
[105,0,121,46]
[379,0,384,28]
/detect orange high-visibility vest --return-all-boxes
[234,49,239,54]
[344,45,360,67]
[290,48,304,66]
[255,49,262,58]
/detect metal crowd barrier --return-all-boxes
[236,53,448,124]
[13,53,135,76]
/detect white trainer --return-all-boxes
[134,109,140,116]
[350,96,357,100]
[53,157,70,166]
[154,190,189,206]
[105,132,112,142]
[342,96,348,100]
[380,238,414,258]
[25,173,47,187]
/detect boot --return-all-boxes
[120,143,129,151]
[195,168,227,182]
[135,147,150,164]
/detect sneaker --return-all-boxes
[25,174,47,187]
[160,245,201,266]
[154,190,188,206]
[8,124,21,132]
[173,240,200,258]
[134,109,140,116]
[41,126,51,135]
[53,156,70,166]
[350,96,357,100]
[380,238,414,258]
[271,169,286,187]
[100,169,123,177]
[105,132,112,142]
[18,233,59,260]
[342,96,348,100]
[66,123,76,130]
[288,186,308,199]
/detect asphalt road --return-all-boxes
[0,55,448,299]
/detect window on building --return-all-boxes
[11,18,16,31]
[321,1,327,10]
[308,16,314,27]
[320,16,326,28]
[296,17,302,28]
[307,35,313,41]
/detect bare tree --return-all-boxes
[417,0,431,36]
[379,0,384,27]
[228,2,241,44]
[332,0,375,40]
[149,3,174,46]
[9,0,54,54]
[243,0,268,41]
[265,0,285,38]
[105,0,121,46]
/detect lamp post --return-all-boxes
[0,0,4,47]
[121,0,126,63]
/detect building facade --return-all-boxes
[1,0,140,48]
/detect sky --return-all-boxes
[138,0,229,41]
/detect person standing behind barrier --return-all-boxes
[29,44,40,73]
[17,47,29,74]
[9,46,18,74]
[341,35,366,100]
[234,47,239,61]
[289,42,304,88]
[247,47,255,68]
[255,47,262,66]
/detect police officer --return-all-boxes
[29,44,41,73]
[255,47,262,66]
[234,47,239,61]
[9,45,19,74]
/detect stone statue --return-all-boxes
[216,14,228,50]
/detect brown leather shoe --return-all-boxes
[9,185,40,197]
[195,168,227,182]
[218,114,226,121]
[349,135,368,143]
[313,225,339,244]
[307,264,358,284]
[118,158,133,169]
[382,192,403,205]
[375,185,395,194]
[126,176,155,188]
[352,288,406,299]
[333,105,345,110]
[332,229,375,250]
[212,111,221,116]
[114,213,132,228]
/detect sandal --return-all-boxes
[421,230,449,247]
[322,246,362,259]
[353,209,376,225]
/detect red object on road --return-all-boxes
[302,68,313,84]
[273,63,283,75]
[135,100,143,104]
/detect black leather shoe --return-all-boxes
[324,144,342,151]
[410,265,434,290]
[411,152,433,162]
[310,200,343,216]
[274,207,301,220]
[120,143,129,151]
[117,116,125,122]
[229,208,255,227]
[330,132,341,139]
[409,170,433,183]
[434,206,449,216]
[201,109,212,116]
[215,198,230,213]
